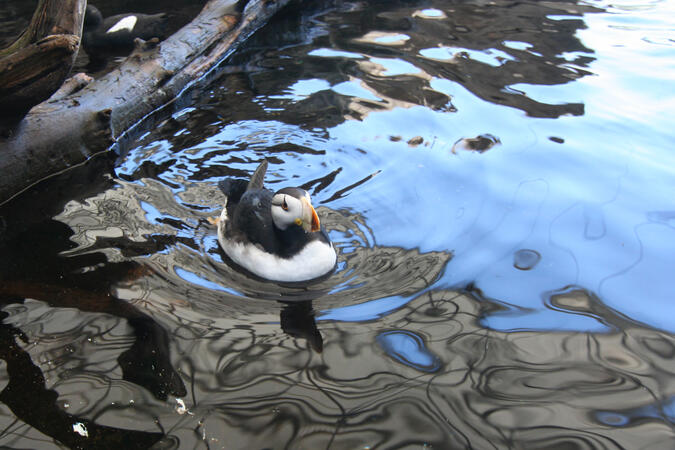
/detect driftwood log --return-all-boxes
[0,0,290,205]
[0,0,86,122]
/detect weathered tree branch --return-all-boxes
[0,0,85,58]
[0,0,85,120]
[0,0,291,205]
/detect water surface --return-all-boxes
[1,0,674,448]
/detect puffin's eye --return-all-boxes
[281,197,288,211]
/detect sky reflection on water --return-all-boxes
[310,0,675,332]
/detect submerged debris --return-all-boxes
[407,136,424,146]
[452,133,501,153]
[72,422,89,438]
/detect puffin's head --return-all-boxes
[271,187,320,233]
[84,5,104,29]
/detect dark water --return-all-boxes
[1,0,675,448]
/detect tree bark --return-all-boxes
[0,0,291,205]
[0,0,85,58]
[0,0,85,121]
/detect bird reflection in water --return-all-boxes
[0,281,184,449]
[0,197,185,449]
[280,300,323,352]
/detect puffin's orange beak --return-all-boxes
[301,197,321,233]
[310,204,320,232]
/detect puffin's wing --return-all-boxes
[218,179,248,204]
[232,190,279,253]
[247,159,268,191]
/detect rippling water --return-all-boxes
[1,0,674,448]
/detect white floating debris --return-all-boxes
[72,422,89,437]
[175,398,192,415]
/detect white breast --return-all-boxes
[217,207,337,282]
[107,16,137,33]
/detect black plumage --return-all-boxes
[83,5,168,56]
[218,161,332,260]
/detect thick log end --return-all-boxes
[0,34,82,121]
[47,73,94,102]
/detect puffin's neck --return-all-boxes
[274,225,312,258]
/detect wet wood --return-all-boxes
[0,0,85,120]
[0,0,290,205]
[0,0,85,58]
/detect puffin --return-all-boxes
[83,5,168,57]
[215,160,337,282]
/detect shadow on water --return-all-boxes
[1,0,675,448]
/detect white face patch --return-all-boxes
[271,194,303,230]
[106,15,137,33]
